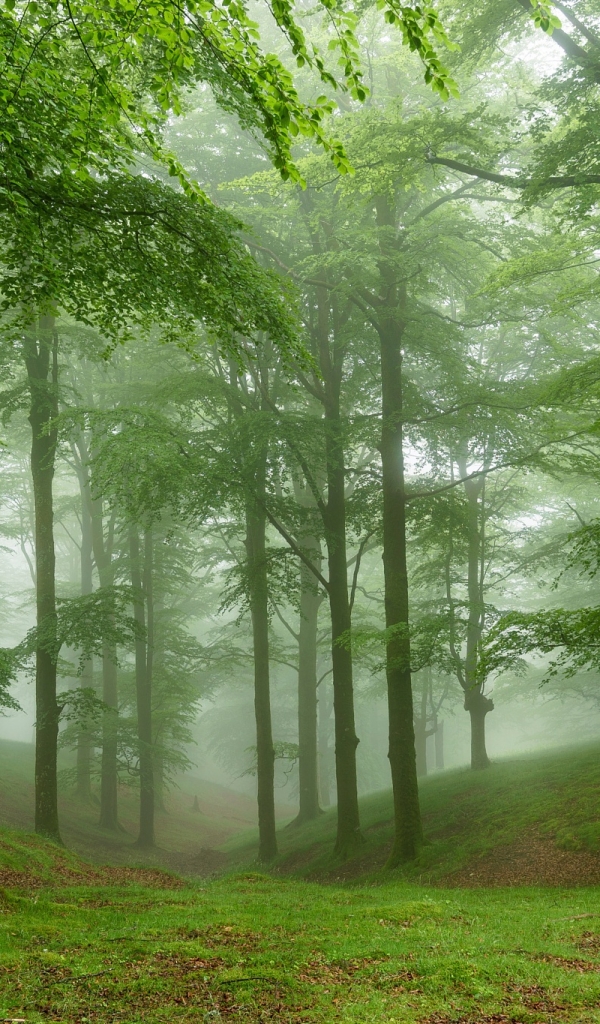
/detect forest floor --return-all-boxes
[2,827,600,1024]
[0,740,295,874]
[226,742,600,886]
[3,739,600,885]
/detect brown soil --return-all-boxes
[0,862,185,889]
[443,829,600,887]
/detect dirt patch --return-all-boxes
[506,982,566,1015]
[441,830,600,887]
[576,931,600,953]
[0,862,184,890]
[177,925,266,951]
[423,1017,527,1024]
[531,952,600,972]
[274,843,325,874]
[297,953,393,986]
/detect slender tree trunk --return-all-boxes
[299,205,362,857]
[374,194,422,865]
[316,278,361,857]
[324,411,362,857]
[414,718,427,778]
[318,678,333,808]
[76,474,94,802]
[414,671,429,778]
[154,747,167,812]
[246,452,277,863]
[25,315,61,842]
[294,539,322,825]
[130,525,154,847]
[435,719,444,769]
[380,320,422,863]
[89,497,120,830]
[461,469,493,769]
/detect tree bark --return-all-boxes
[311,273,362,858]
[461,467,493,769]
[468,696,493,770]
[130,525,155,847]
[294,538,322,824]
[414,718,427,778]
[25,314,61,842]
[376,195,422,865]
[246,453,277,863]
[76,467,94,802]
[414,670,429,778]
[89,494,120,830]
[380,320,422,864]
[318,677,333,808]
[435,719,444,770]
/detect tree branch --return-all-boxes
[427,154,600,190]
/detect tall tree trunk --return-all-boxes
[246,454,277,863]
[297,200,362,857]
[25,314,61,842]
[76,467,94,802]
[130,526,155,847]
[324,412,362,857]
[380,320,422,863]
[461,468,493,769]
[414,671,429,778]
[89,496,120,830]
[312,273,362,858]
[294,538,322,825]
[414,719,427,778]
[318,677,333,808]
[435,719,444,769]
[376,195,422,865]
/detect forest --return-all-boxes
[2,0,600,1022]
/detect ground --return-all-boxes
[0,740,293,873]
[2,833,600,1024]
[3,740,600,1021]
[226,742,600,886]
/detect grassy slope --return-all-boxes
[226,742,600,883]
[0,739,286,872]
[2,829,600,1023]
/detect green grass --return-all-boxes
[225,742,600,883]
[3,742,600,1021]
[2,843,600,1023]
[0,739,265,872]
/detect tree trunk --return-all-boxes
[25,315,61,842]
[414,670,429,778]
[467,693,493,770]
[130,525,154,848]
[76,473,94,802]
[435,719,444,770]
[294,538,322,825]
[374,194,422,866]
[461,468,493,769]
[246,459,277,863]
[89,496,120,830]
[318,678,333,808]
[324,412,362,857]
[380,319,422,864]
[299,206,362,858]
[414,718,427,778]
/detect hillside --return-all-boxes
[4,739,600,886]
[226,742,600,885]
[0,739,294,874]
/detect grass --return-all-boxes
[225,742,600,883]
[0,739,275,872]
[2,839,600,1023]
[2,742,600,1021]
